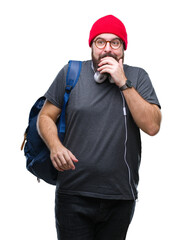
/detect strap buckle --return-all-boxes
[65,85,72,93]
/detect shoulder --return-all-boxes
[123,64,149,89]
[124,64,148,77]
[79,60,92,71]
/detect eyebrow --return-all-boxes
[94,37,121,41]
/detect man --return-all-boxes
[37,15,161,240]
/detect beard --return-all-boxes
[92,51,124,71]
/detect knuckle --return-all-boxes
[62,162,68,167]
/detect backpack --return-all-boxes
[21,60,82,185]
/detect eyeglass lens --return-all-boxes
[95,38,121,49]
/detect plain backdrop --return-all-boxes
[1,0,183,239]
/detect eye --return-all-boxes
[96,39,106,46]
[111,39,121,48]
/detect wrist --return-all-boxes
[117,77,127,88]
[49,138,64,151]
[119,80,133,91]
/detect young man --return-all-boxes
[38,15,161,240]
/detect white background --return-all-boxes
[1,0,183,239]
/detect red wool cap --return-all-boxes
[89,15,128,50]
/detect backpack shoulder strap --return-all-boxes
[66,60,82,92]
[58,60,82,141]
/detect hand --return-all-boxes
[97,57,127,87]
[50,144,78,171]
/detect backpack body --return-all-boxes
[22,61,82,185]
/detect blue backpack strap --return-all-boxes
[58,60,82,141]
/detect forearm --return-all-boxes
[36,100,78,171]
[122,87,161,136]
[97,57,161,135]
[37,114,62,151]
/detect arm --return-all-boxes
[122,87,161,136]
[98,57,162,136]
[37,100,78,171]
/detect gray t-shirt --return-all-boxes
[45,60,160,200]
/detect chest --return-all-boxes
[66,72,125,119]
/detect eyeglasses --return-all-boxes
[94,38,123,50]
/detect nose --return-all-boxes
[104,41,112,52]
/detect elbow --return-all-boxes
[146,123,160,136]
[36,113,48,137]
[36,113,42,136]
[140,106,162,136]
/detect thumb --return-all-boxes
[119,58,123,66]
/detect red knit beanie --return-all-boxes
[89,15,128,50]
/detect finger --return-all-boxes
[59,154,73,170]
[51,151,70,170]
[98,64,113,70]
[53,155,67,170]
[99,56,118,64]
[119,58,123,67]
[98,58,114,67]
[63,151,76,170]
[68,150,79,163]
[51,158,64,172]
[97,65,113,74]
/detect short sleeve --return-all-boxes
[136,68,161,109]
[44,64,68,109]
